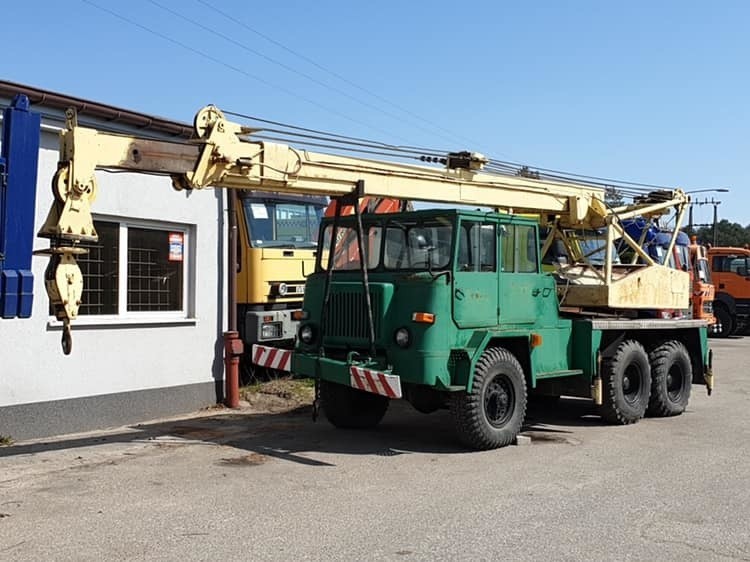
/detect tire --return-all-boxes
[647,341,692,417]
[320,380,389,429]
[599,340,651,424]
[450,347,527,450]
[711,305,734,338]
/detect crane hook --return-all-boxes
[61,324,73,356]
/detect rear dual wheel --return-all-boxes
[599,340,651,424]
[646,341,692,417]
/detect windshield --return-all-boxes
[243,199,324,248]
[384,220,453,270]
[318,225,383,271]
[316,217,453,272]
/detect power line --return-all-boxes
[195,0,485,151]
[146,0,468,149]
[81,0,419,144]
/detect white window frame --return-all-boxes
[48,215,196,327]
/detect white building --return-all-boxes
[0,81,228,440]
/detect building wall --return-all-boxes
[0,115,228,440]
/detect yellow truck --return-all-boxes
[235,191,326,360]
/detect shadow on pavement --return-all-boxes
[0,396,605,463]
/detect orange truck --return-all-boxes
[706,246,750,337]
[649,232,717,329]
[687,238,719,333]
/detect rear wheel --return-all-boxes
[320,380,389,429]
[599,340,651,424]
[450,347,527,450]
[647,341,692,417]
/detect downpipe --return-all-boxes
[224,189,242,408]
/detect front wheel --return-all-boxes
[450,347,527,450]
[320,380,389,429]
[647,341,692,417]
[599,340,651,424]
[711,305,734,338]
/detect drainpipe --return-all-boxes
[223,189,242,408]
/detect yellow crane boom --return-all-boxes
[38,105,691,350]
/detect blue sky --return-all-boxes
[3,0,747,226]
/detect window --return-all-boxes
[383,219,452,270]
[72,219,191,319]
[501,224,539,273]
[75,221,119,315]
[457,222,496,272]
[712,255,750,275]
[243,198,323,248]
[318,225,383,271]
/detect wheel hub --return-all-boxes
[485,375,515,427]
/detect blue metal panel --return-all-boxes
[0,94,41,318]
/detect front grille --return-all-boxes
[325,290,381,340]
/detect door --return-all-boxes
[452,220,499,328]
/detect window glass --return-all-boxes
[75,221,119,315]
[730,258,750,276]
[244,199,323,248]
[517,225,539,273]
[320,225,382,271]
[501,225,515,272]
[73,220,190,318]
[127,227,184,311]
[457,222,496,272]
[501,225,538,273]
[383,220,452,270]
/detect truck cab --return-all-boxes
[236,192,327,350]
[707,246,750,336]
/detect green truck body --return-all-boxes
[255,208,712,449]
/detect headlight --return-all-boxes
[394,327,411,348]
[277,283,288,296]
[261,322,282,339]
[299,324,315,344]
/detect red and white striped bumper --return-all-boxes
[251,344,292,372]
[350,366,402,399]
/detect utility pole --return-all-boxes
[713,199,721,247]
[690,197,723,245]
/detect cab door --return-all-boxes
[498,222,549,326]
[452,220,499,328]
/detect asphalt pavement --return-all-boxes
[1,338,749,561]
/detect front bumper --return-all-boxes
[251,345,402,399]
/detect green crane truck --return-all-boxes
[38,105,714,450]
[254,207,712,449]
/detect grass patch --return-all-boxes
[0,435,14,446]
[239,376,315,404]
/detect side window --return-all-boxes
[712,256,728,272]
[457,222,496,272]
[501,225,515,272]
[517,225,539,273]
[500,225,539,273]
